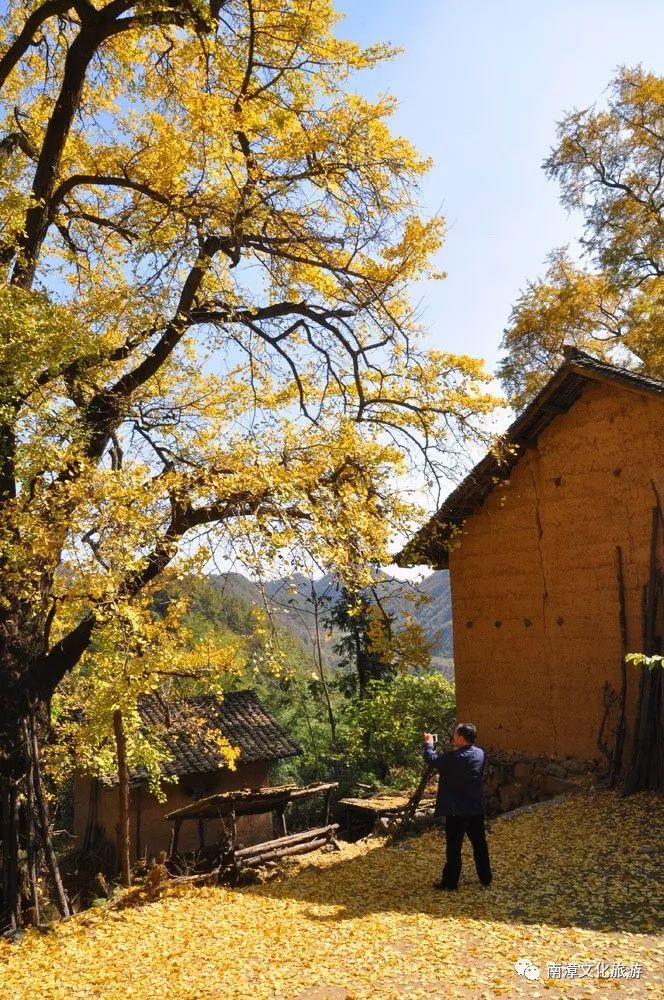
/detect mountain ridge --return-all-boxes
[203,569,454,679]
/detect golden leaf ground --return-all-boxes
[1,790,662,999]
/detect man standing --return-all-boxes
[423,723,492,891]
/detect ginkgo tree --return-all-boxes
[0,0,496,931]
[499,67,664,408]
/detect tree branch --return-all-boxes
[51,173,171,210]
[34,486,309,695]
[0,1,75,92]
[81,234,222,461]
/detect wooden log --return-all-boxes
[235,823,339,859]
[239,836,331,867]
[288,781,338,800]
[169,866,223,886]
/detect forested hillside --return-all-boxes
[190,570,454,679]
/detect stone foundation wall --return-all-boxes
[483,748,599,815]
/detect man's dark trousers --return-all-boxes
[441,814,492,889]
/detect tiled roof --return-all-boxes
[131,689,302,782]
[397,350,664,569]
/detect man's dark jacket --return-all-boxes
[423,743,486,816]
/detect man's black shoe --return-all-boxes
[432,881,457,891]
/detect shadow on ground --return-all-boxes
[243,790,664,935]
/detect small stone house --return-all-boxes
[400,351,664,808]
[73,689,302,861]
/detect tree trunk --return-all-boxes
[113,710,131,887]
[311,587,336,742]
[0,764,21,934]
[0,697,26,935]
[23,719,40,925]
[0,697,70,933]
[28,710,70,918]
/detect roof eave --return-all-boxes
[394,356,664,567]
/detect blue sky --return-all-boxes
[335,0,664,373]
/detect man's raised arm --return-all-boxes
[423,731,440,765]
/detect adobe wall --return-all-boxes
[449,381,664,763]
[74,761,273,863]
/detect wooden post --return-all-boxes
[113,710,131,887]
[323,785,333,826]
[624,501,664,794]
[278,806,288,837]
[170,819,182,860]
[608,545,628,786]
[83,777,99,854]
[198,818,205,850]
[135,784,142,861]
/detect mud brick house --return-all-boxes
[73,690,302,861]
[400,351,664,808]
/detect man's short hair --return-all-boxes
[455,722,477,743]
